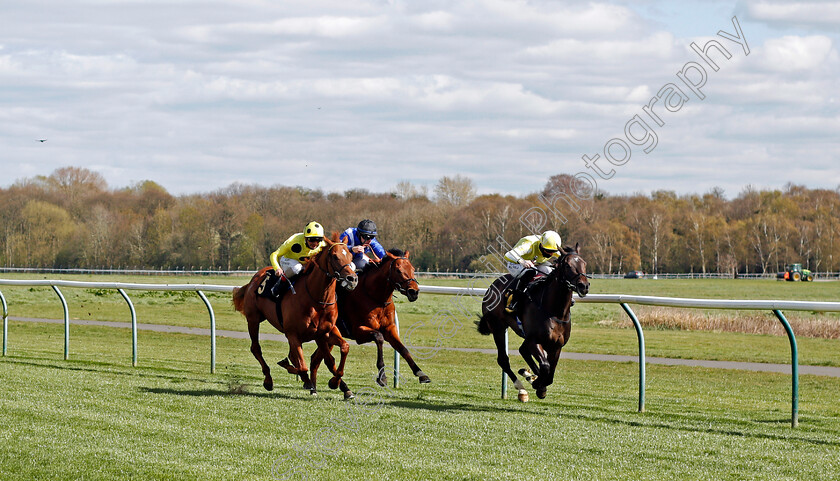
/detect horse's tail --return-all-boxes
[476,313,493,335]
[232,285,246,313]
[232,267,273,313]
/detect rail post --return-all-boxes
[501,328,508,399]
[1,290,7,356]
[620,303,646,413]
[196,290,216,373]
[393,311,400,389]
[772,309,798,428]
[117,289,138,367]
[52,285,69,360]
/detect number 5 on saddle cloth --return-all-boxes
[257,270,296,301]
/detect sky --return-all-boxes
[1,0,838,198]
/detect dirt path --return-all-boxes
[7,316,840,377]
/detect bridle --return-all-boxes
[308,243,356,306]
[554,252,589,296]
[360,256,418,306]
[314,243,355,281]
[387,256,418,297]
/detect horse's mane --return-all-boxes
[299,233,341,276]
[357,248,405,277]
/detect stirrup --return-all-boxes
[505,293,518,313]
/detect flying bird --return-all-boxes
[37,139,47,142]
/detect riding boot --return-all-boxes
[270,275,290,301]
[505,269,537,314]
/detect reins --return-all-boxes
[307,243,353,307]
[359,256,417,307]
[528,252,585,322]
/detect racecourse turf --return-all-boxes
[1,276,839,480]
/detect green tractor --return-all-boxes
[777,263,814,282]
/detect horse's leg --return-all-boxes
[492,327,529,401]
[247,316,273,391]
[331,329,353,399]
[278,335,313,394]
[382,324,430,384]
[529,343,552,399]
[318,329,354,400]
[518,338,542,386]
[540,345,563,394]
[309,345,325,395]
[353,325,387,386]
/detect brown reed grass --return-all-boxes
[604,306,840,339]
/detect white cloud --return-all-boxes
[181,15,387,42]
[761,35,834,71]
[746,1,840,28]
[0,1,837,197]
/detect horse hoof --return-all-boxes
[418,375,431,384]
[376,376,386,387]
[309,389,318,396]
[518,389,529,403]
[263,379,274,391]
[344,391,355,400]
[536,389,547,399]
[303,382,313,390]
[518,368,537,383]
[278,358,292,370]
[328,377,340,390]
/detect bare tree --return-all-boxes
[434,175,476,207]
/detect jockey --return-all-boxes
[269,221,326,298]
[503,230,562,313]
[339,219,386,271]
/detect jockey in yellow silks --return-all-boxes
[269,221,326,298]
[502,231,562,313]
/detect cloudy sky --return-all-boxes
[1,0,838,198]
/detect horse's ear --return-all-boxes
[330,231,341,243]
[323,236,334,247]
[405,250,410,259]
[574,242,580,253]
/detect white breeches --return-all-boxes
[279,256,304,278]
[506,261,553,278]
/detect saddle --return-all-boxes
[256,270,297,329]
[256,270,281,299]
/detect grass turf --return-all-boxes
[1,322,840,480]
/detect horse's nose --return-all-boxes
[578,281,590,297]
[406,289,419,302]
[342,275,358,291]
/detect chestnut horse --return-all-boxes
[313,249,428,387]
[232,237,359,398]
[476,244,589,401]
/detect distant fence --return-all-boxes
[2,266,839,280]
[3,279,840,427]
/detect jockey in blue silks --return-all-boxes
[340,219,387,271]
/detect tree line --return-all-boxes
[1,167,838,275]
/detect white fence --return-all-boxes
[2,279,840,427]
[3,267,839,280]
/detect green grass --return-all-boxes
[1,322,840,481]
[2,275,840,367]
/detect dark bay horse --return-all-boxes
[476,244,589,401]
[232,237,359,398]
[313,249,427,387]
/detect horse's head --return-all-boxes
[386,249,419,301]
[322,237,358,291]
[555,242,589,297]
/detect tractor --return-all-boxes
[776,263,814,282]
